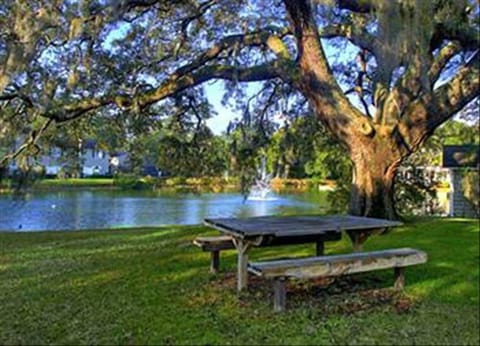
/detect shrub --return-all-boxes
[395,170,443,216]
[113,174,152,190]
[462,169,479,217]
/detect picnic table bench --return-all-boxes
[248,247,427,311]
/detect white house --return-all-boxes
[36,140,129,177]
[442,145,479,218]
[81,140,110,176]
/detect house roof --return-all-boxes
[442,145,479,168]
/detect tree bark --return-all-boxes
[347,130,404,221]
[349,154,398,220]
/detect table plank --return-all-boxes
[204,215,402,238]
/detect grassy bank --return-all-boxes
[0,178,116,192]
[37,178,115,188]
[0,218,478,345]
[2,177,332,193]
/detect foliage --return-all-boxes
[154,127,228,178]
[0,218,478,344]
[118,96,230,178]
[0,0,478,219]
[262,115,352,213]
[8,165,45,196]
[113,173,152,190]
[226,121,274,195]
[395,171,441,216]
[462,169,480,217]
[266,116,320,178]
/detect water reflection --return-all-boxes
[0,190,328,232]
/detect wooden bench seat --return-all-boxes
[248,248,427,311]
[193,235,235,273]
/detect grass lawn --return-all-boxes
[0,218,478,345]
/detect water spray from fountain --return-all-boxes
[247,155,276,201]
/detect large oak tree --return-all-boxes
[1,0,478,220]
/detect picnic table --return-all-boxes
[203,215,403,291]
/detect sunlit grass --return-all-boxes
[0,218,478,345]
[37,178,114,187]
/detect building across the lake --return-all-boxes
[442,145,479,218]
[37,140,129,177]
[7,139,164,178]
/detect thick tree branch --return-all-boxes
[429,51,480,129]
[40,26,293,123]
[0,118,53,167]
[283,0,374,144]
[42,61,285,124]
[0,93,18,102]
[175,28,291,77]
[399,51,479,151]
[428,41,463,86]
[138,63,284,108]
[49,98,110,122]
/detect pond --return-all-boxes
[0,189,329,232]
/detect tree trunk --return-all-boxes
[347,135,404,221]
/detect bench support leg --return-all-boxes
[315,241,324,256]
[394,267,405,290]
[273,278,286,312]
[210,250,220,274]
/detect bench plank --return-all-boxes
[249,248,427,311]
[193,235,235,274]
[248,248,427,279]
[193,235,235,251]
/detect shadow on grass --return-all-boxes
[0,218,478,345]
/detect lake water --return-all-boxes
[0,189,329,232]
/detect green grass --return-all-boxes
[0,218,478,345]
[36,178,115,188]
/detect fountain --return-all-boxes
[248,156,277,201]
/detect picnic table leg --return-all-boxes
[234,239,250,292]
[347,230,366,252]
[353,234,363,252]
[315,241,324,256]
[348,228,386,252]
[233,236,263,292]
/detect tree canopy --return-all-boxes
[1,0,478,219]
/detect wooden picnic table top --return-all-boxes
[204,214,402,239]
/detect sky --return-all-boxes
[204,81,236,135]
